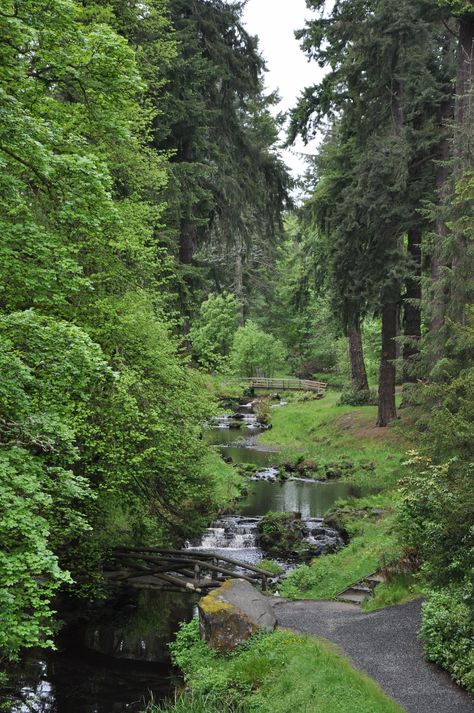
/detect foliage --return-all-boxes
[398,455,474,590]
[158,618,405,713]
[0,311,110,659]
[257,560,284,576]
[363,575,426,612]
[338,387,378,407]
[152,692,244,713]
[254,398,272,426]
[230,321,287,377]
[420,584,474,695]
[190,293,239,370]
[0,0,245,662]
[150,0,290,313]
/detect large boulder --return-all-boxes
[198,579,276,652]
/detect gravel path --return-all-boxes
[273,598,474,713]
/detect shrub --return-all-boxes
[338,386,378,406]
[258,559,284,575]
[254,398,272,425]
[421,584,474,695]
[398,455,474,589]
[257,512,307,558]
[294,351,337,378]
[230,322,287,377]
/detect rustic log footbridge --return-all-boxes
[105,546,274,594]
[230,377,328,395]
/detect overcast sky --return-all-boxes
[242,0,326,182]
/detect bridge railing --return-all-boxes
[106,546,275,593]
[229,377,328,393]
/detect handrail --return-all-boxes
[226,377,328,392]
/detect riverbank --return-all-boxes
[259,389,408,489]
[148,619,406,713]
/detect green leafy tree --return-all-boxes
[230,321,287,377]
[189,293,239,370]
[0,311,111,660]
[0,0,228,663]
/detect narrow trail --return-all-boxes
[272,598,474,713]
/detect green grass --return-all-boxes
[260,391,408,489]
[258,559,285,576]
[201,447,243,507]
[280,497,402,600]
[149,619,406,713]
[363,575,426,612]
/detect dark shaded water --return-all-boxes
[9,647,177,713]
[8,591,193,713]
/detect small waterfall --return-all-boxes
[185,515,344,565]
[209,413,260,430]
[185,516,262,564]
[251,466,280,482]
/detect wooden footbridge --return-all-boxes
[232,377,327,395]
[105,546,274,594]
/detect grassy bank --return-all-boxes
[257,391,420,605]
[202,447,243,507]
[149,619,406,713]
[279,496,401,599]
[259,391,407,489]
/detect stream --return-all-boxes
[8,398,363,713]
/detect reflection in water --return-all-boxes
[239,478,361,518]
[223,445,278,467]
[8,591,192,713]
[9,407,360,713]
[11,650,178,713]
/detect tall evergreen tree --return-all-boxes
[290,0,450,423]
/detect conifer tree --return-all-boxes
[290,0,450,423]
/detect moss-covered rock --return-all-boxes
[198,579,276,652]
[257,512,308,558]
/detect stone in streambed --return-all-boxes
[198,579,276,652]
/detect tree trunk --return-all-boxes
[234,232,245,326]
[347,324,369,392]
[179,222,197,264]
[403,227,422,381]
[455,14,474,139]
[377,301,398,427]
[451,13,474,324]
[429,97,452,342]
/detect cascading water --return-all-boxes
[9,396,357,713]
[185,516,262,563]
[185,514,344,565]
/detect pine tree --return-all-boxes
[290,0,450,423]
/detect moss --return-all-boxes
[258,511,308,558]
[199,582,234,615]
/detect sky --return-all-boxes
[242,0,326,182]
